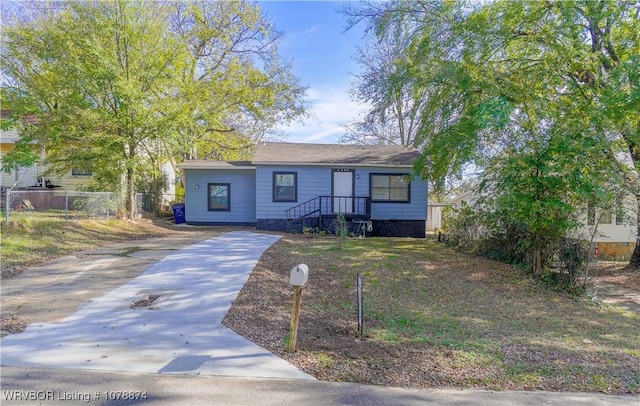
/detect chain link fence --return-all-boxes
[3,190,119,224]
[2,189,185,224]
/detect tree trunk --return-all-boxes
[628,194,640,268]
[532,232,542,278]
[534,245,542,278]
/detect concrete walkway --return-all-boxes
[0,231,313,380]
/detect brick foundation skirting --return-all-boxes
[256,219,289,232]
[370,220,425,238]
[596,241,636,261]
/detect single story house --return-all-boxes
[177,142,428,237]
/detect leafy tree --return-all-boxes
[348,0,640,269]
[341,1,427,147]
[479,123,627,278]
[1,0,307,217]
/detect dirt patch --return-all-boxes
[1,314,27,337]
[223,235,640,394]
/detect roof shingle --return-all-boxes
[252,142,418,167]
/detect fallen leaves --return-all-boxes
[223,235,640,394]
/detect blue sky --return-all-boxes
[258,1,368,144]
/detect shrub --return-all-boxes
[332,213,349,249]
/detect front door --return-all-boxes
[333,170,353,214]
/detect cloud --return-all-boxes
[302,127,344,143]
[276,83,369,144]
[304,25,320,34]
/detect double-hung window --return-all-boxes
[273,172,297,202]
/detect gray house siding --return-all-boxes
[256,165,426,219]
[256,165,331,219]
[369,175,427,220]
[184,169,256,225]
[255,165,427,237]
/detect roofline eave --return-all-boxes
[251,161,415,168]
[177,164,256,170]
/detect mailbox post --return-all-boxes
[287,264,309,353]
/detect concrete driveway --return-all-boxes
[0,231,313,380]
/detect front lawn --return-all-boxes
[223,235,640,394]
[0,213,175,277]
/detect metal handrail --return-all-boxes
[285,196,321,220]
[285,196,371,220]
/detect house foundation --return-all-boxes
[370,220,425,238]
[257,218,425,238]
[596,242,637,261]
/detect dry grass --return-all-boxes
[0,213,178,278]
[223,235,640,394]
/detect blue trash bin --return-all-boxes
[172,203,185,224]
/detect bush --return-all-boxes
[542,238,591,293]
[444,205,590,293]
[441,203,483,252]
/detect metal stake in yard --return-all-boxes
[287,264,309,353]
[357,273,364,338]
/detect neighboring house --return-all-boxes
[1,118,41,189]
[577,198,638,261]
[449,190,477,209]
[0,110,92,191]
[177,142,428,237]
[1,112,176,201]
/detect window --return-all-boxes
[616,204,626,225]
[71,167,92,176]
[370,174,410,202]
[587,202,618,225]
[273,172,297,202]
[208,183,230,211]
